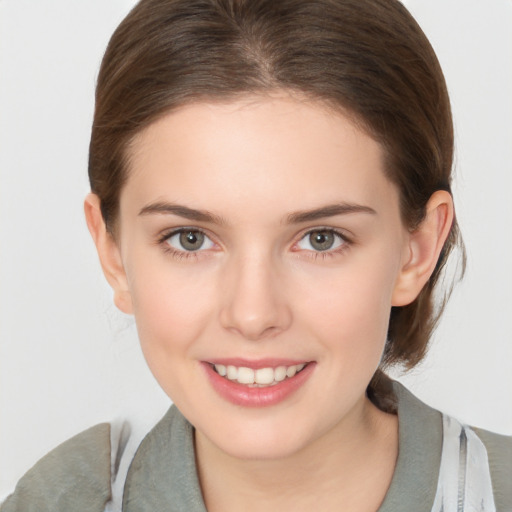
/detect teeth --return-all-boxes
[215,364,227,377]
[213,363,307,386]
[226,365,238,380]
[237,367,255,384]
[274,366,287,382]
[255,367,274,385]
[286,366,297,378]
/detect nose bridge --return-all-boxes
[219,247,291,340]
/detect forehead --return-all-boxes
[122,94,398,220]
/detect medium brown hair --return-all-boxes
[89,0,464,398]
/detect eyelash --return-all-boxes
[156,228,214,261]
[156,227,353,261]
[293,228,352,261]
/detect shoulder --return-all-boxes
[391,381,511,512]
[472,426,512,511]
[473,425,512,465]
[122,406,205,512]
[1,423,112,512]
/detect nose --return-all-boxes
[219,253,292,341]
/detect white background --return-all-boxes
[1,0,511,499]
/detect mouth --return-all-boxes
[202,359,315,407]
[210,362,308,387]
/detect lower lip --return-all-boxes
[202,362,316,407]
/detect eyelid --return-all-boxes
[295,226,352,244]
[157,226,219,252]
[155,225,353,261]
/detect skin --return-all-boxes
[85,93,453,511]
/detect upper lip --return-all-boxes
[205,358,312,369]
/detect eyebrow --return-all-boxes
[138,202,227,225]
[286,203,377,223]
[138,201,376,225]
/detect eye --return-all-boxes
[296,229,346,252]
[165,229,215,252]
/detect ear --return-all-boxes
[84,193,133,314]
[392,190,454,307]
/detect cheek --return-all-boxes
[126,261,222,402]
[127,257,217,358]
[295,255,398,356]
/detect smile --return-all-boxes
[212,363,307,387]
[203,360,315,407]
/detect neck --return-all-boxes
[195,396,398,512]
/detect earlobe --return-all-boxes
[84,193,133,315]
[392,190,454,307]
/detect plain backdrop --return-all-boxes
[1,0,511,499]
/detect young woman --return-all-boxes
[2,0,510,511]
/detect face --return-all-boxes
[115,95,411,460]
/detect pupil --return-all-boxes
[180,231,204,251]
[310,231,334,251]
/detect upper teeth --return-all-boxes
[214,363,306,386]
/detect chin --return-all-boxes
[216,435,308,461]
[196,412,320,461]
